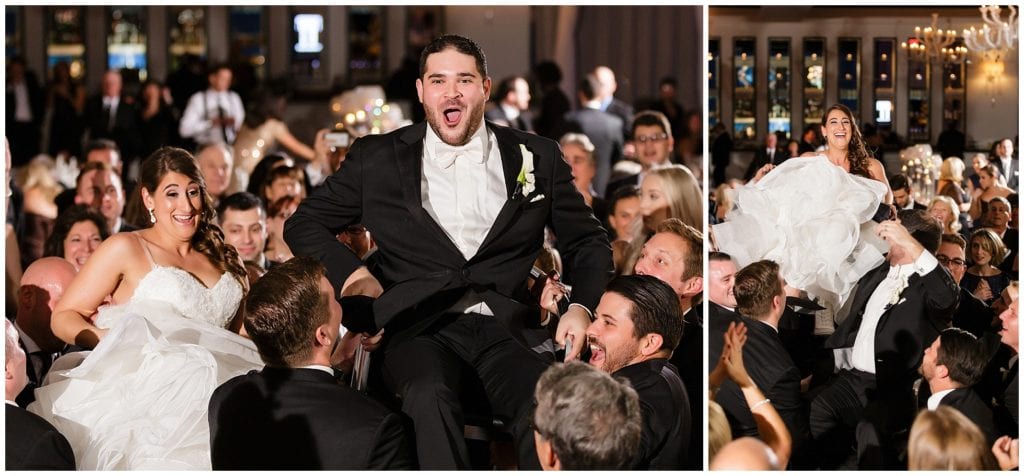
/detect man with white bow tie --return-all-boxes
[179,64,245,147]
[286,35,612,470]
[811,209,958,469]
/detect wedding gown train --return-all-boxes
[28,261,263,470]
[713,156,890,323]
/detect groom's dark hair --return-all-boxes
[419,34,488,79]
[244,256,331,367]
[898,209,943,254]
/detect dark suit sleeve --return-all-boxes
[919,263,959,328]
[765,365,809,452]
[539,136,613,311]
[366,412,417,469]
[284,139,368,293]
[17,429,77,470]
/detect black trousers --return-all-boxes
[810,369,909,469]
[380,313,549,470]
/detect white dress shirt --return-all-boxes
[300,364,335,377]
[178,89,246,145]
[926,388,956,411]
[12,81,32,122]
[422,123,506,315]
[851,251,938,374]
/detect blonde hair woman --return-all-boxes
[927,195,962,234]
[639,164,702,232]
[937,156,969,211]
[17,155,64,264]
[908,407,997,470]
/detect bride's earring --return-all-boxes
[149,208,157,224]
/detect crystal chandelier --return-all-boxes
[962,5,1018,54]
[901,13,967,65]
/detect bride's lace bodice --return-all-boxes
[96,266,242,330]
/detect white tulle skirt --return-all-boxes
[713,156,889,321]
[28,300,262,470]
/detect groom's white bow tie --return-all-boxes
[433,137,484,169]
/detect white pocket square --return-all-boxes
[529,194,546,203]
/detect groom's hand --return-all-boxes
[340,266,383,299]
[876,219,925,261]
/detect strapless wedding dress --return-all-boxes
[28,265,262,470]
[713,156,889,320]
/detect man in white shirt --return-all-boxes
[179,64,245,146]
[812,209,958,469]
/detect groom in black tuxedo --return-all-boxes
[285,35,612,469]
[811,209,958,468]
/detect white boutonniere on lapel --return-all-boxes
[515,144,536,200]
[884,272,909,311]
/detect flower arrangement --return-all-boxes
[329,85,411,138]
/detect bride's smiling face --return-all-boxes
[144,171,203,240]
[822,109,852,150]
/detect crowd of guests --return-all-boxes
[5,37,706,471]
[708,105,1019,470]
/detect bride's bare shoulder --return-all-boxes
[799,151,819,158]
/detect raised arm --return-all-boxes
[50,233,136,348]
[866,158,892,204]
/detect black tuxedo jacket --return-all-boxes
[714,316,807,456]
[5,404,75,470]
[614,359,690,469]
[939,387,998,444]
[285,122,612,344]
[743,147,790,181]
[84,94,141,159]
[826,260,958,393]
[994,359,1019,437]
[209,367,415,470]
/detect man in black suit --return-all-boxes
[587,275,691,469]
[209,257,415,469]
[562,74,624,197]
[890,174,927,211]
[918,327,998,444]
[714,260,808,467]
[604,111,674,199]
[14,257,77,407]
[84,70,141,166]
[594,66,635,140]
[744,132,789,181]
[708,251,741,368]
[983,197,1018,276]
[485,76,534,133]
[936,234,995,338]
[285,35,612,470]
[5,57,44,167]
[992,298,1019,437]
[5,319,76,470]
[812,209,958,468]
[631,218,702,469]
[992,138,1019,191]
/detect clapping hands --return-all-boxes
[710,321,754,394]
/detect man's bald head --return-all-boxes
[709,437,780,470]
[18,257,77,352]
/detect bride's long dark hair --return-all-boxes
[139,147,247,289]
[821,104,872,178]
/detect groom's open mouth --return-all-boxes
[443,107,464,127]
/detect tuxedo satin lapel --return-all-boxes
[476,125,527,254]
[396,123,465,261]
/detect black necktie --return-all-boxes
[102,104,113,133]
[218,105,230,143]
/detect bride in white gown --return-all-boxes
[713,104,894,325]
[28,147,262,470]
